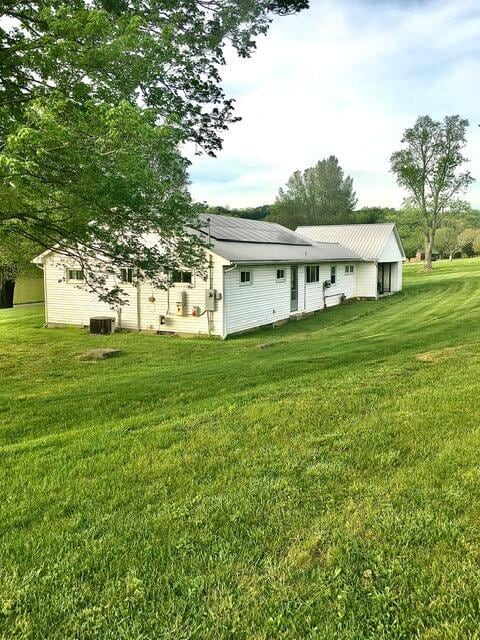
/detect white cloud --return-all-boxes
[189,0,480,209]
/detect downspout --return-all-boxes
[303,265,307,311]
[136,271,141,331]
[207,254,213,336]
[205,218,214,336]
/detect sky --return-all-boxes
[188,0,480,210]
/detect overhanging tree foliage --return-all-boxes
[390,115,474,271]
[1,0,308,304]
[268,156,357,229]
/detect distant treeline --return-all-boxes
[206,204,480,259]
[206,155,479,260]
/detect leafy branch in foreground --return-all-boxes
[1,0,308,304]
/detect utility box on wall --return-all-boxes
[176,289,187,316]
[205,288,216,312]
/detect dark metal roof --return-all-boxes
[197,214,310,246]
[206,239,363,264]
[185,214,364,264]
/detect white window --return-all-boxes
[306,265,320,283]
[120,267,134,284]
[330,265,337,285]
[344,265,354,275]
[276,268,285,282]
[67,269,84,282]
[170,269,192,285]
[240,270,252,286]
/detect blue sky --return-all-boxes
[188,0,480,209]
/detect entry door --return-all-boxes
[377,263,392,294]
[290,266,298,312]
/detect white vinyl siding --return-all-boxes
[303,263,357,310]
[378,232,404,263]
[40,252,383,336]
[355,262,378,298]
[396,261,403,291]
[43,250,227,336]
[225,264,291,334]
[224,262,363,334]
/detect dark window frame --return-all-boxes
[330,265,337,285]
[171,269,193,285]
[240,270,253,286]
[306,265,320,284]
[120,267,134,284]
[67,269,84,282]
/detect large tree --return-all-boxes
[268,156,357,229]
[435,227,460,261]
[390,115,474,271]
[0,0,308,304]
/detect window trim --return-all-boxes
[66,268,84,282]
[240,270,253,286]
[344,264,355,275]
[306,264,320,284]
[275,268,286,282]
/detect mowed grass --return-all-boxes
[2,260,480,639]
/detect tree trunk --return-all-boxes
[0,269,15,308]
[424,237,433,271]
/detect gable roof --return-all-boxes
[192,215,363,264]
[296,223,405,261]
[32,215,367,267]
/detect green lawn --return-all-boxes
[2,259,480,639]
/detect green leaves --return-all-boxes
[1,0,308,303]
[269,156,357,229]
[390,115,474,268]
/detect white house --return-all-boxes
[296,223,405,297]
[33,215,404,338]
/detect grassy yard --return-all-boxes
[2,259,480,639]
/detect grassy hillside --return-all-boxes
[2,259,480,639]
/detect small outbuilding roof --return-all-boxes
[296,223,405,261]
[193,215,363,264]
